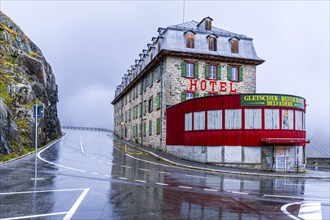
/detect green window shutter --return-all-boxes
[227,65,232,81]
[194,63,199,78]
[156,118,161,134]
[205,64,209,79]
[156,94,160,109]
[181,61,186,77]
[181,92,186,102]
[217,65,222,80]
[195,92,199,98]
[204,93,209,97]
[239,66,244,81]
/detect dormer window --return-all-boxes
[230,38,240,53]
[205,20,211,30]
[207,34,218,51]
[185,31,196,48]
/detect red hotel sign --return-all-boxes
[189,79,237,93]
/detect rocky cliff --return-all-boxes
[0,11,61,160]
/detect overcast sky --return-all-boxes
[0,1,329,140]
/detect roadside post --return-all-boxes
[32,104,44,184]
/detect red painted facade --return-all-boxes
[166,94,308,147]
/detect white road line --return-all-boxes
[38,141,87,173]
[178,186,192,189]
[0,212,68,220]
[232,191,248,195]
[298,202,322,220]
[204,188,218,192]
[185,174,206,179]
[155,183,168,186]
[118,177,128,180]
[121,165,132,169]
[0,188,88,196]
[91,172,99,175]
[79,133,84,154]
[159,171,172,175]
[264,194,304,200]
[63,188,90,220]
[281,202,301,220]
[103,175,111,177]
[139,168,151,172]
[135,180,146,183]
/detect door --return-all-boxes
[275,146,290,171]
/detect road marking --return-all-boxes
[135,180,146,183]
[204,188,218,192]
[139,168,151,172]
[0,188,88,196]
[178,186,192,189]
[91,172,99,175]
[281,202,323,220]
[155,183,168,186]
[185,174,206,179]
[159,171,172,175]
[103,175,111,177]
[232,191,248,195]
[118,177,128,180]
[63,188,90,220]
[298,202,322,220]
[38,141,87,173]
[0,212,68,220]
[263,194,304,200]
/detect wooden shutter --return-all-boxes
[181,92,186,102]
[239,66,244,81]
[227,65,232,81]
[194,63,199,78]
[204,93,209,97]
[205,64,209,79]
[217,65,221,80]
[156,94,160,109]
[195,92,199,98]
[181,62,186,77]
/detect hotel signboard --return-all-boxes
[241,94,305,109]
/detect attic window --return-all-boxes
[186,33,195,48]
[208,36,217,51]
[205,20,211,30]
[231,39,239,53]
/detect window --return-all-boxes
[231,39,239,53]
[208,110,222,130]
[209,64,217,79]
[282,109,293,130]
[156,118,161,134]
[143,122,146,137]
[205,19,211,30]
[208,37,217,51]
[185,113,192,131]
[194,111,205,130]
[265,109,280,129]
[227,66,243,82]
[245,109,262,129]
[225,109,242,129]
[143,101,147,115]
[156,93,161,109]
[186,92,194,100]
[181,62,198,78]
[149,120,152,136]
[186,63,194,78]
[295,111,303,130]
[186,33,194,48]
[148,97,153,113]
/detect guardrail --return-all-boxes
[61,126,112,132]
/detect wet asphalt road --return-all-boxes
[0,129,329,220]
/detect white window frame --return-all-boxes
[194,111,205,130]
[244,109,262,129]
[185,113,192,131]
[295,110,303,131]
[186,63,194,78]
[282,109,294,130]
[207,110,222,130]
[186,92,194,100]
[225,109,242,129]
[265,109,280,129]
[209,65,217,79]
[231,67,239,81]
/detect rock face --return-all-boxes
[0,11,61,157]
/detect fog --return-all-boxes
[1,1,328,148]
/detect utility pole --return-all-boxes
[32,104,44,186]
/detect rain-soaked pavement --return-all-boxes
[0,129,329,219]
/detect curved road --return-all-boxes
[0,129,329,219]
